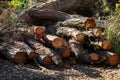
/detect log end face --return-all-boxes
[29,51,37,60]
[85,18,96,29]
[76,33,85,42]
[96,29,103,38]
[14,52,28,64]
[61,48,71,58]
[43,56,52,66]
[107,55,119,66]
[36,26,46,35]
[52,38,63,48]
[90,53,99,61]
[102,40,111,50]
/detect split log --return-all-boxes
[51,54,64,66]
[35,53,52,66]
[99,51,119,66]
[0,43,28,64]
[56,27,85,42]
[13,41,36,60]
[91,40,111,50]
[42,34,63,48]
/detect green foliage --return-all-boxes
[9,0,26,9]
[105,11,120,55]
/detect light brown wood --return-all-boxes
[42,34,63,48]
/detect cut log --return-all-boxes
[56,27,85,42]
[82,28,103,38]
[68,39,99,64]
[56,46,71,58]
[91,40,111,50]
[64,57,77,65]
[99,51,119,66]
[0,43,28,64]
[60,18,96,29]
[36,54,52,66]
[27,25,46,36]
[51,54,64,66]
[42,34,63,48]
[13,41,36,60]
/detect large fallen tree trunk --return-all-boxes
[19,0,97,23]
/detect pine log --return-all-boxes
[27,25,46,36]
[42,34,63,48]
[0,43,28,64]
[59,18,96,29]
[56,27,85,42]
[82,28,103,38]
[56,46,71,58]
[99,51,119,66]
[51,54,64,66]
[91,40,111,50]
[13,41,36,60]
[36,53,52,66]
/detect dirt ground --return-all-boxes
[0,59,120,80]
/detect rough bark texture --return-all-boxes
[19,0,97,23]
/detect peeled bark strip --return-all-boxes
[0,43,28,64]
[91,40,111,50]
[51,54,64,66]
[100,51,119,66]
[36,54,52,66]
[42,34,63,48]
[13,41,36,60]
[56,46,71,58]
[56,27,85,42]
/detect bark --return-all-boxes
[56,46,71,58]
[99,51,119,66]
[56,27,85,42]
[42,34,63,48]
[0,43,28,64]
[58,18,96,29]
[19,0,96,23]
[68,39,99,64]
[82,28,103,38]
[35,53,52,66]
[91,40,111,50]
[13,41,36,60]
[51,54,64,66]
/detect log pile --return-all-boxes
[0,17,119,67]
[0,0,119,68]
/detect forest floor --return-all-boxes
[0,58,120,80]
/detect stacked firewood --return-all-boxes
[0,16,119,67]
